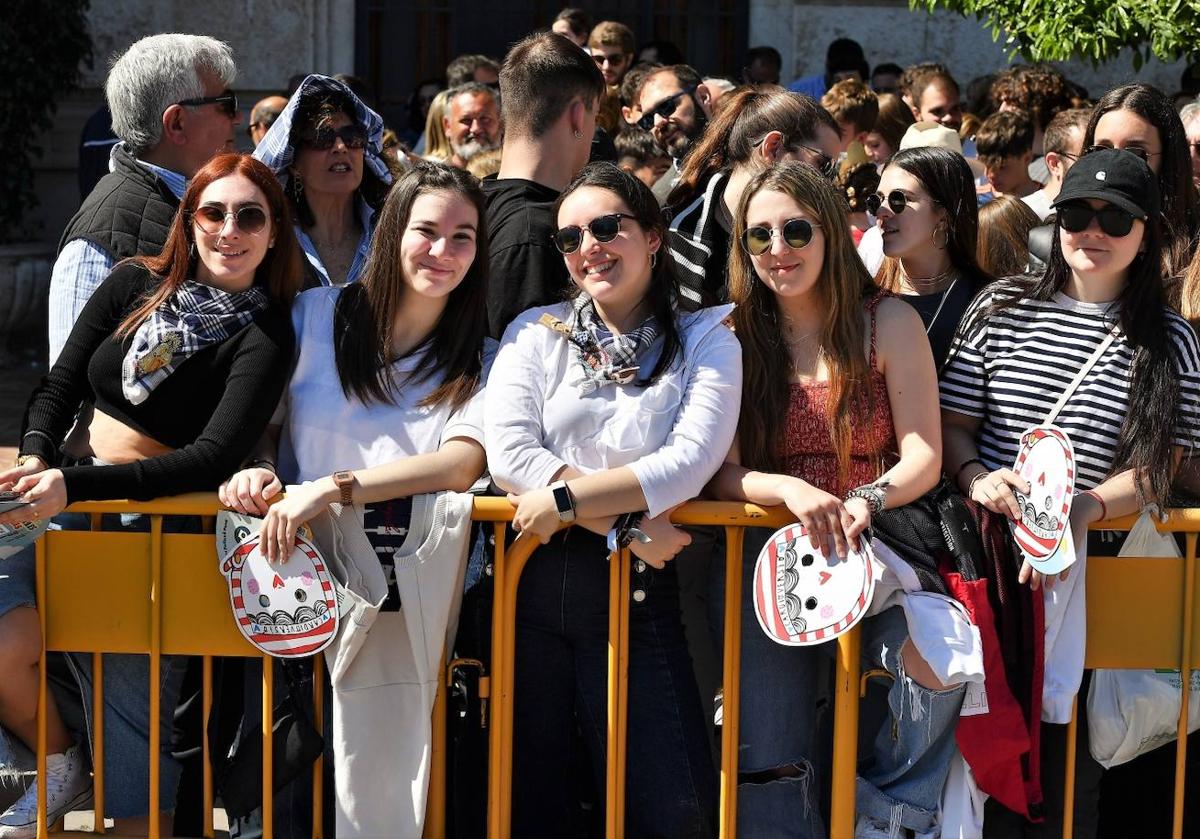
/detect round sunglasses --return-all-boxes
[296,124,369,151]
[1056,203,1137,237]
[193,205,270,235]
[552,212,637,254]
[865,189,912,217]
[741,218,821,256]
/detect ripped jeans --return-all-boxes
[716,528,964,838]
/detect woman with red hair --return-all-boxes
[0,153,301,834]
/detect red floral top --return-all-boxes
[781,294,897,497]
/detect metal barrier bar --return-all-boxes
[718,527,745,837]
[149,514,163,839]
[202,655,214,838]
[425,658,448,839]
[312,660,325,839]
[30,495,1200,838]
[1174,531,1198,838]
[262,654,274,839]
[93,652,106,832]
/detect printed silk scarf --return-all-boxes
[567,295,661,394]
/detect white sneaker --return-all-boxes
[0,745,92,838]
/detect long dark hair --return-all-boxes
[120,153,304,337]
[666,86,837,208]
[287,83,390,227]
[961,196,1178,504]
[554,162,683,382]
[333,162,488,410]
[1085,83,1200,287]
[729,162,877,480]
[875,147,993,294]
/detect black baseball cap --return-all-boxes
[1052,147,1159,220]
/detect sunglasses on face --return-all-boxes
[296,124,369,151]
[592,51,627,67]
[1056,203,1137,237]
[176,90,239,118]
[193,204,270,235]
[637,85,698,131]
[1083,143,1159,162]
[552,212,637,254]
[865,189,913,216]
[797,144,836,179]
[741,218,821,255]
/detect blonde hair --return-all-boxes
[422,90,453,162]
[466,147,502,179]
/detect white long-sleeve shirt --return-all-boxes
[484,301,742,518]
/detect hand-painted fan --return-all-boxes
[752,523,875,646]
[1010,425,1076,574]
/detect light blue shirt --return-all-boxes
[48,148,186,364]
[294,198,376,287]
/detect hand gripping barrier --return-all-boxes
[24,496,1200,838]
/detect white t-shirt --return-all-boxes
[277,286,494,483]
[1021,189,1053,222]
[484,302,742,518]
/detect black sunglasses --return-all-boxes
[637,85,698,131]
[297,124,369,151]
[741,218,821,255]
[552,212,637,254]
[177,90,239,118]
[797,144,836,179]
[1056,203,1137,237]
[193,204,270,235]
[1082,144,1160,163]
[865,189,911,216]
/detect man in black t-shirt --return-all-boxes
[484,31,606,339]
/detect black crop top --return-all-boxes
[20,262,295,502]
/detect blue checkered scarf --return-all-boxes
[122,281,268,405]
[568,295,661,393]
[253,74,393,188]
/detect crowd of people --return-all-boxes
[1,9,1200,839]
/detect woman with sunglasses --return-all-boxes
[665,86,842,309]
[218,162,489,835]
[872,146,993,368]
[485,163,740,836]
[255,74,393,287]
[0,153,301,834]
[708,162,952,838]
[1083,83,1199,302]
[942,148,1200,838]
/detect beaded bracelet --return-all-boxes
[968,471,990,498]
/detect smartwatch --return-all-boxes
[550,480,576,522]
[332,470,355,506]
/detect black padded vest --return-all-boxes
[57,145,180,261]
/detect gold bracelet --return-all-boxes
[15,454,42,468]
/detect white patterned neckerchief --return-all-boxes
[122,281,269,405]
[563,295,661,394]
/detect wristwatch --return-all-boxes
[332,470,355,506]
[550,480,576,522]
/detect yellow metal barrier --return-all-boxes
[25,497,1200,838]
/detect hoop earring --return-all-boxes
[573,129,583,140]
[649,250,658,268]
[932,224,949,250]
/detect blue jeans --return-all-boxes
[715,528,964,837]
[512,527,717,837]
[0,512,195,818]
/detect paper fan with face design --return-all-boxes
[219,528,338,658]
[1010,424,1076,573]
[753,523,875,646]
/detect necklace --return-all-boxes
[901,263,957,294]
[923,277,960,335]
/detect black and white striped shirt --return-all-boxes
[940,284,1200,490]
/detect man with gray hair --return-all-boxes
[442,82,501,169]
[48,33,240,365]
